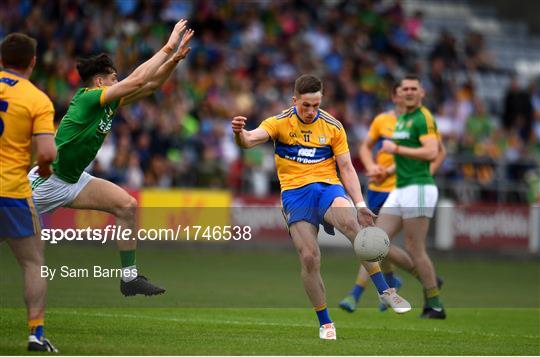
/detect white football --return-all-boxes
[354,227,390,262]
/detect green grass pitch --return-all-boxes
[1,244,539,355]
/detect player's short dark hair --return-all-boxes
[400,74,422,85]
[0,33,37,70]
[76,53,117,84]
[294,74,323,96]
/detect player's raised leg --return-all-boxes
[289,221,335,340]
[68,177,165,296]
[324,197,411,314]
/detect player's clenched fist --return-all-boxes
[231,116,247,134]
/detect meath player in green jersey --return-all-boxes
[29,20,194,296]
[379,75,446,319]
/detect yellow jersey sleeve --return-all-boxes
[32,94,55,135]
[367,114,383,141]
[259,116,279,140]
[419,107,438,141]
[332,127,349,156]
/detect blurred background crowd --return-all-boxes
[1,0,539,203]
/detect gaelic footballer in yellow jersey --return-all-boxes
[232,74,412,339]
[259,106,349,192]
[0,32,58,352]
[0,70,54,200]
[366,111,397,193]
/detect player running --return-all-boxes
[29,20,194,297]
[0,33,58,352]
[379,75,447,319]
[339,83,446,313]
[231,74,411,340]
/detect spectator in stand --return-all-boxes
[503,77,533,143]
[429,31,458,69]
[463,31,495,72]
[0,0,533,198]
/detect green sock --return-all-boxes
[425,287,443,308]
[120,250,136,268]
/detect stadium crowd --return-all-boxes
[1,0,538,199]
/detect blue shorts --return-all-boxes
[281,183,349,235]
[0,197,40,239]
[366,189,390,215]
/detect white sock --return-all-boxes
[122,265,138,282]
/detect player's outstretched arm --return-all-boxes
[121,29,194,106]
[231,116,270,148]
[103,19,189,105]
[34,134,56,178]
[336,152,376,226]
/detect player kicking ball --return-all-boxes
[29,20,194,297]
[231,74,411,340]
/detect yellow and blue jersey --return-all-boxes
[0,69,55,198]
[366,110,397,192]
[259,106,349,192]
[0,69,54,238]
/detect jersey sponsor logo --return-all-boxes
[289,132,297,138]
[275,142,333,164]
[298,148,317,157]
[97,106,114,134]
[392,131,410,139]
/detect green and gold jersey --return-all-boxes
[52,87,122,183]
[391,106,439,188]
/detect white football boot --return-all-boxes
[379,288,412,314]
[319,322,337,340]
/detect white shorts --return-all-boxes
[380,184,438,219]
[28,167,94,214]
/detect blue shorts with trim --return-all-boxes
[366,189,390,215]
[0,197,40,239]
[281,182,348,235]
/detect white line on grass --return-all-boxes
[51,309,539,340]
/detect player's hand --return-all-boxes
[173,29,194,62]
[357,207,376,227]
[165,19,188,50]
[365,164,384,178]
[381,140,397,153]
[231,116,247,134]
[37,165,52,178]
[370,171,389,184]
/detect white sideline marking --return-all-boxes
[50,310,539,340]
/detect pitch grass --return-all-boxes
[1,307,538,355]
[1,244,539,355]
